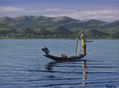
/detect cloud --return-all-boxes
[27,8,119,21]
[70,9,119,21]
[0,6,119,21]
[44,9,119,21]
[26,8,76,13]
[0,6,23,12]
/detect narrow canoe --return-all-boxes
[44,54,85,62]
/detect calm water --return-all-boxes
[0,39,119,88]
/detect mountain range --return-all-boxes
[0,16,119,39]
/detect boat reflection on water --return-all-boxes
[45,61,61,72]
[82,60,88,85]
[45,60,88,85]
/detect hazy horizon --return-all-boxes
[0,0,119,21]
[1,15,119,22]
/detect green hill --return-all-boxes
[0,16,119,39]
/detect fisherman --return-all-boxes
[80,31,86,55]
[42,46,49,55]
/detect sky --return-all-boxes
[0,0,119,21]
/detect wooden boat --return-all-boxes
[43,34,86,62]
[44,54,85,62]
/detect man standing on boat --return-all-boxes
[80,31,86,55]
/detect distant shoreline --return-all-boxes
[0,16,119,39]
[0,37,118,40]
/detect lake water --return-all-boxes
[0,39,119,88]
